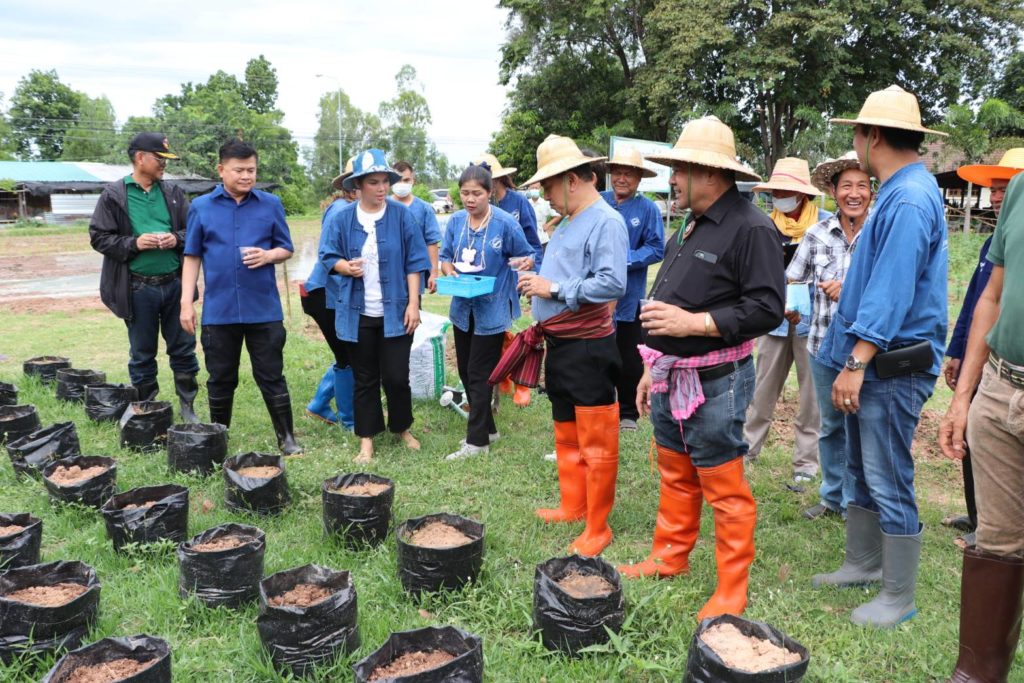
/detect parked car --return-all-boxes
[430,188,453,214]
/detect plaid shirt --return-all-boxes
[785,214,864,358]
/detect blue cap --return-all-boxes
[342,149,401,191]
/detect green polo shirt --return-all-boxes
[125,175,179,276]
[987,172,1024,365]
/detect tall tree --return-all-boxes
[993,51,1024,115]
[243,55,279,114]
[379,66,432,174]
[309,88,386,192]
[8,69,82,160]
[0,95,16,161]
[62,94,119,162]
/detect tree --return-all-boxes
[308,88,386,193]
[379,66,433,176]
[0,95,16,160]
[939,98,1024,166]
[62,95,119,162]
[993,51,1024,123]
[8,69,82,159]
[243,55,279,114]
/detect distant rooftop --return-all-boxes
[0,160,206,183]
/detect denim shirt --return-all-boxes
[304,198,349,309]
[440,207,533,336]
[533,198,628,323]
[600,191,665,323]
[946,236,993,361]
[497,189,544,269]
[817,162,948,378]
[768,206,830,337]
[319,198,431,341]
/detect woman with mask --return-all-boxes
[440,162,535,460]
[391,160,442,293]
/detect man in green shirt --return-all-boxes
[939,170,1024,680]
[89,133,200,421]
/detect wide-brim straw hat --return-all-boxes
[811,151,866,192]
[607,146,657,178]
[330,155,358,191]
[472,153,516,180]
[957,148,1024,187]
[644,116,760,182]
[342,149,401,191]
[522,135,607,186]
[752,157,821,196]
[830,84,948,136]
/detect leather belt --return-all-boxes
[698,354,752,382]
[988,352,1024,389]
[131,271,178,286]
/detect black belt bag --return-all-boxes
[874,341,932,379]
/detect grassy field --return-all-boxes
[0,228,1013,682]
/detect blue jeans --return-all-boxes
[810,358,852,512]
[125,276,199,385]
[846,372,935,535]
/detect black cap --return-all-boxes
[128,132,178,159]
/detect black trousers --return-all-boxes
[614,316,644,421]
[544,334,620,423]
[452,316,505,447]
[201,322,288,400]
[344,316,413,438]
[300,287,349,367]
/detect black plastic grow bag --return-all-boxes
[322,472,394,548]
[41,633,171,683]
[166,423,228,475]
[101,484,189,552]
[23,356,71,384]
[683,614,810,683]
[42,455,117,509]
[178,523,266,608]
[85,383,139,422]
[396,514,484,596]
[352,626,483,683]
[55,368,106,403]
[223,452,290,515]
[0,404,41,445]
[119,401,173,451]
[0,381,17,406]
[6,421,81,477]
[0,513,43,570]
[533,555,625,656]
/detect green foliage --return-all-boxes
[8,69,82,159]
[412,183,433,203]
[992,50,1024,114]
[274,181,313,216]
[0,96,16,161]
[449,180,463,210]
[939,98,1024,166]
[61,95,119,162]
[307,88,387,194]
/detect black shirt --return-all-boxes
[644,185,785,357]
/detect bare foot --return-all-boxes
[354,438,373,464]
[400,431,421,450]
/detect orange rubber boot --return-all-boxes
[619,445,703,578]
[695,457,757,621]
[535,421,586,523]
[513,384,532,407]
[568,404,619,556]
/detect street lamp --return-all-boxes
[315,74,344,177]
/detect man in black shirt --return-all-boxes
[618,116,784,623]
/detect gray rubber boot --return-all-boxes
[850,525,923,627]
[812,504,883,587]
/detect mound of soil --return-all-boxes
[267,582,333,608]
[47,465,108,485]
[557,570,614,599]
[236,466,281,479]
[63,657,155,683]
[406,521,473,548]
[192,536,245,552]
[3,582,88,606]
[121,501,157,510]
[700,622,802,673]
[0,524,25,537]
[369,650,455,681]
[332,481,391,497]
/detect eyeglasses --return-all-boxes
[147,152,169,166]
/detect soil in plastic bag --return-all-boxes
[532,555,625,656]
[0,381,17,407]
[0,404,42,445]
[101,484,189,552]
[223,452,290,515]
[119,402,173,451]
[178,523,266,608]
[684,614,810,683]
[322,473,394,548]
[0,513,43,570]
[23,356,71,384]
[353,626,483,683]
[41,634,171,683]
[55,369,106,403]
[166,423,227,475]
[396,514,484,596]
[43,456,118,509]
[85,384,139,423]
[7,421,81,478]
[257,564,360,677]
[0,560,101,664]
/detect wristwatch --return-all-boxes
[845,354,866,372]
[549,282,561,300]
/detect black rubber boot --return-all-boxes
[173,373,200,424]
[208,394,234,428]
[133,380,159,402]
[264,392,303,456]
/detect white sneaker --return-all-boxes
[460,432,499,447]
[543,451,556,462]
[446,443,488,461]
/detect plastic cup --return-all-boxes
[639,298,653,309]
[517,270,536,281]
[508,256,527,269]
[239,246,254,262]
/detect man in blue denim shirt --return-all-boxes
[812,85,948,628]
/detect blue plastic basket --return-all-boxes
[435,275,496,298]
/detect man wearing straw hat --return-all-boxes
[744,158,829,486]
[811,85,948,628]
[618,116,784,623]
[601,147,665,432]
[490,134,627,557]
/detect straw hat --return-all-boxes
[330,155,358,191]
[957,148,1024,187]
[752,157,821,196]
[644,116,760,182]
[810,152,867,192]
[472,153,517,180]
[521,135,607,186]
[830,85,947,136]
[341,149,400,191]
[607,146,657,178]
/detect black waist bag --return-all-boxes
[874,341,932,379]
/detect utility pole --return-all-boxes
[316,74,344,176]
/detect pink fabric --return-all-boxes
[639,339,756,420]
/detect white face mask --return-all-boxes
[773,195,801,214]
[392,182,413,198]
[527,189,540,199]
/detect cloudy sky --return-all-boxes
[0,0,513,166]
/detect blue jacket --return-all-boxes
[319,198,431,341]
[600,191,664,322]
[947,236,993,361]
[440,207,533,336]
[497,189,544,268]
[304,198,349,309]
[817,162,948,378]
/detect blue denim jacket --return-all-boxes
[319,198,431,341]
[817,162,948,378]
[304,198,349,309]
[600,191,665,322]
[440,207,533,336]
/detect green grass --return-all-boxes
[0,231,1014,682]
